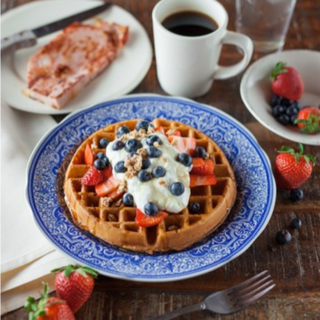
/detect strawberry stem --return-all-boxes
[270,61,288,81]
[51,264,98,278]
[277,143,316,164]
[294,111,320,134]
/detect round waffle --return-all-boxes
[64,119,237,254]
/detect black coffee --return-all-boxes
[162,11,218,37]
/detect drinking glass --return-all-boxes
[235,0,296,54]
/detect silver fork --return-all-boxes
[152,270,275,320]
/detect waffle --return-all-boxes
[64,119,237,254]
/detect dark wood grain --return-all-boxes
[2,0,320,319]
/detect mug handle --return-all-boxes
[214,31,253,79]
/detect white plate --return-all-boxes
[26,94,276,282]
[240,50,320,145]
[1,0,152,115]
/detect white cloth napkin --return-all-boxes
[1,101,57,272]
[1,251,74,315]
[1,102,73,314]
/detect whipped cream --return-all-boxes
[106,131,191,214]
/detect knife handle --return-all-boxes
[1,30,37,54]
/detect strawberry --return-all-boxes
[81,167,104,186]
[95,175,121,197]
[274,143,315,190]
[189,174,216,188]
[84,144,94,166]
[168,136,196,156]
[191,158,215,175]
[24,283,75,320]
[135,208,168,227]
[166,128,181,137]
[294,106,320,134]
[270,62,304,101]
[155,126,166,135]
[51,265,98,313]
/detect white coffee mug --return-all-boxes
[152,0,253,98]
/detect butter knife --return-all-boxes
[1,2,112,54]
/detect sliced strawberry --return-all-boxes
[101,166,113,181]
[166,129,181,137]
[191,158,215,175]
[135,208,168,227]
[84,144,94,166]
[155,126,166,135]
[168,136,196,156]
[95,175,121,197]
[189,174,216,188]
[81,167,103,186]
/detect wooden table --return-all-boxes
[2,0,320,319]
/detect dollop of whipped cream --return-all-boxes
[106,126,191,214]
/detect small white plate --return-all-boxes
[1,1,152,115]
[241,50,320,145]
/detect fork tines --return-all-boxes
[228,270,275,308]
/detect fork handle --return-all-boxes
[152,302,205,320]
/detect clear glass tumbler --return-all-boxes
[235,0,296,54]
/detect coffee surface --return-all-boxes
[162,11,218,37]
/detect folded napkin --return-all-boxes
[1,102,73,314]
[1,251,74,315]
[1,101,57,272]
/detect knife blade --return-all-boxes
[1,2,112,54]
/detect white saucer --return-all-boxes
[1,1,153,115]
[241,50,320,145]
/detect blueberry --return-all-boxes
[276,229,292,244]
[141,158,151,169]
[136,120,151,132]
[286,105,299,116]
[112,140,125,151]
[144,202,158,216]
[146,135,162,146]
[290,188,304,201]
[189,202,201,213]
[277,114,290,125]
[147,146,162,158]
[96,152,106,159]
[272,105,285,117]
[291,218,302,229]
[152,166,166,178]
[281,98,292,107]
[96,153,109,166]
[114,161,127,173]
[123,193,134,206]
[116,125,130,138]
[170,182,185,196]
[94,158,106,170]
[270,95,281,107]
[177,153,192,166]
[138,170,151,182]
[125,139,142,152]
[193,146,207,159]
[99,138,110,148]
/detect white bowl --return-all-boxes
[240,50,320,145]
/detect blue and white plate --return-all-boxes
[26,94,276,282]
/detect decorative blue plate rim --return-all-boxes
[26,94,276,282]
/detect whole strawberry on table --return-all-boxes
[24,283,75,320]
[274,143,315,190]
[25,265,98,319]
